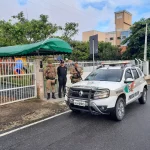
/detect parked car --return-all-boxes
[65,64,148,121]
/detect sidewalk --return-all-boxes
[0,98,68,132]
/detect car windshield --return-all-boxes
[85,69,123,82]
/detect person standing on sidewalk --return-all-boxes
[44,60,56,100]
[57,60,67,98]
[70,62,83,84]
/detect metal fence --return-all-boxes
[0,61,36,105]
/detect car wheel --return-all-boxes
[139,88,147,104]
[111,97,125,121]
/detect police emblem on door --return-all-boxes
[79,91,83,97]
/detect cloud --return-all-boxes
[0,0,149,41]
[81,1,107,10]
[17,0,28,6]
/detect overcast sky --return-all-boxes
[0,0,149,40]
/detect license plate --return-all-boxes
[74,100,86,107]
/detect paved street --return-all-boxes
[0,88,150,150]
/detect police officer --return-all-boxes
[44,60,56,100]
[57,60,67,98]
[70,62,83,84]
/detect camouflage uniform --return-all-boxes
[70,66,83,84]
[44,64,56,99]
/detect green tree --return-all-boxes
[0,12,61,46]
[61,22,79,42]
[67,41,121,61]
[0,12,79,47]
[98,42,121,60]
[69,41,89,61]
[121,18,150,60]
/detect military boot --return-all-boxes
[47,93,50,100]
[52,93,56,99]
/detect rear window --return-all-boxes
[125,69,133,79]
[132,69,139,79]
[137,68,143,76]
[85,69,123,82]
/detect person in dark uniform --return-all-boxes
[57,60,67,98]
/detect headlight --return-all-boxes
[94,89,110,99]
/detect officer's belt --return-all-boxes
[46,77,55,80]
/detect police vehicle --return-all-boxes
[65,62,148,121]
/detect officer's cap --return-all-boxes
[47,60,53,64]
[60,60,64,64]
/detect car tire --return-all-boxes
[111,97,125,121]
[139,88,147,104]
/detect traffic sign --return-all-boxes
[89,34,98,70]
[89,34,98,55]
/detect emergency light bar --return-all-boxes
[101,61,130,65]
[96,61,133,70]
[96,61,132,69]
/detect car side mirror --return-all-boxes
[124,78,134,83]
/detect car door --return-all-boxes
[124,68,136,103]
[130,68,141,100]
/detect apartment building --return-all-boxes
[82,30,106,42]
[115,10,132,46]
[82,10,132,47]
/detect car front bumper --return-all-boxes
[65,96,117,115]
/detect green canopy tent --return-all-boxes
[0,38,72,57]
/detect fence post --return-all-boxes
[35,59,44,100]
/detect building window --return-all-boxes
[117,15,122,19]
[117,37,121,39]
[122,36,126,40]
[110,37,114,40]
[117,29,122,31]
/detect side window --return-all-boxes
[125,69,133,79]
[132,69,139,79]
[137,68,143,77]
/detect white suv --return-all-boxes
[65,65,148,121]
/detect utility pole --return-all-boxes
[144,23,148,61]
[93,40,95,71]
[25,8,28,20]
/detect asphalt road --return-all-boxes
[0,89,150,150]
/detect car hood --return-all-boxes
[70,80,122,91]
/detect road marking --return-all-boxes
[0,110,71,138]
